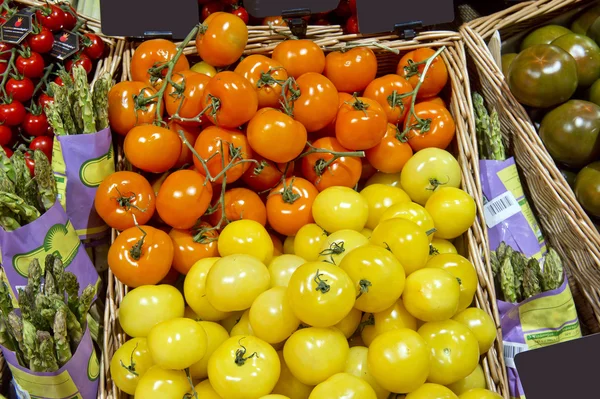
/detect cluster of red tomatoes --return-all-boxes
[0,1,106,170]
[198,0,363,33]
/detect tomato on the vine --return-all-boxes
[0,42,13,60]
[247,108,307,163]
[291,72,339,132]
[242,155,293,191]
[66,53,93,74]
[404,102,456,151]
[164,70,210,126]
[107,225,174,287]
[317,229,369,265]
[22,112,49,137]
[234,55,288,109]
[365,123,414,174]
[27,26,54,53]
[107,81,158,136]
[168,122,200,168]
[5,76,34,102]
[397,48,448,99]
[232,5,249,24]
[208,187,267,227]
[201,71,258,128]
[2,147,13,158]
[272,39,326,78]
[23,152,35,176]
[169,225,218,275]
[16,51,45,78]
[336,96,388,150]
[364,74,414,124]
[301,137,362,191]
[62,4,78,30]
[131,39,190,87]
[324,47,377,93]
[266,177,318,236]
[0,100,26,126]
[82,33,105,59]
[38,92,54,109]
[94,171,156,231]
[0,126,12,146]
[123,125,182,173]
[36,4,65,31]
[316,92,354,137]
[196,12,248,67]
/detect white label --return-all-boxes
[503,341,529,369]
[484,191,521,228]
[13,378,31,399]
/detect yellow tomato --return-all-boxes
[370,218,429,275]
[218,219,274,263]
[193,380,222,398]
[339,245,406,313]
[452,308,497,354]
[405,383,458,399]
[335,308,363,338]
[359,184,411,229]
[110,338,154,395]
[287,261,356,327]
[344,346,390,399]
[208,335,281,399]
[184,306,200,320]
[147,317,207,370]
[189,322,229,380]
[379,202,435,242]
[360,313,377,347]
[429,238,457,261]
[446,364,486,395]
[134,365,190,398]
[374,299,417,335]
[294,223,328,261]
[418,320,480,385]
[309,373,377,399]
[206,254,270,312]
[184,257,230,321]
[312,186,369,233]
[250,287,300,344]
[360,228,373,239]
[366,172,402,188]
[425,187,476,240]
[220,310,245,333]
[458,389,503,399]
[402,268,460,321]
[367,329,430,393]
[190,61,217,77]
[284,235,296,254]
[268,255,307,287]
[426,254,478,312]
[318,229,369,265]
[230,310,254,336]
[283,327,349,386]
[272,351,314,399]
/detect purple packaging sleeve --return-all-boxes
[52,128,115,241]
[1,327,100,399]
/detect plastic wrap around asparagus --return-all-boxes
[0,255,97,372]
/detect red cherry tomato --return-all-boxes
[5,76,34,103]
[27,26,54,53]
[54,76,64,86]
[16,51,45,78]
[346,15,359,34]
[23,152,35,176]
[0,101,26,126]
[38,93,54,109]
[62,5,78,30]
[0,42,13,61]
[22,112,50,137]
[36,4,65,31]
[202,1,224,21]
[0,63,6,75]
[66,53,93,74]
[0,125,13,146]
[2,147,13,158]
[231,6,249,24]
[29,136,53,160]
[349,0,357,13]
[82,33,105,60]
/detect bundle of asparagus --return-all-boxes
[473,92,506,161]
[45,65,112,135]
[0,255,97,372]
[0,147,57,231]
[491,242,564,303]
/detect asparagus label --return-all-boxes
[483,191,521,228]
[78,145,114,188]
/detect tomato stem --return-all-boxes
[119,342,139,376]
[426,176,449,192]
[30,64,54,106]
[234,338,258,366]
[113,187,147,213]
[279,78,300,117]
[313,270,331,293]
[425,228,437,236]
[129,225,147,261]
[356,279,372,299]
[429,244,440,256]
[183,368,198,399]
[357,313,374,333]
[257,68,287,88]
[0,49,17,100]
[277,177,300,204]
[387,90,407,116]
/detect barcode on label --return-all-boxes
[503,341,529,369]
[484,191,521,228]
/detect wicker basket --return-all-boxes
[103,28,510,399]
[460,0,600,335]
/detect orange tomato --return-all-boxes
[168,122,200,168]
[301,137,362,191]
[419,96,445,107]
[404,102,456,151]
[164,70,211,126]
[201,71,258,128]
[234,55,289,109]
[123,125,182,173]
[196,12,248,67]
[242,155,294,192]
[291,72,339,133]
[324,47,378,93]
[263,16,288,26]
[266,177,319,236]
[397,48,448,99]
[193,126,253,184]
[107,82,158,136]
[209,187,267,227]
[363,74,414,124]
[335,96,388,150]
[131,39,189,87]
[315,92,355,137]
[156,170,213,229]
[365,123,414,173]
[272,40,326,79]
[108,225,173,287]
[247,108,307,163]
[169,224,219,274]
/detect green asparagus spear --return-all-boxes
[53,307,72,366]
[500,256,517,303]
[93,73,112,131]
[11,151,39,210]
[77,284,96,325]
[53,84,77,134]
[45,101,66,135]
[22,318,38,366]
[51,256,65,299]
[0,284,15,351]
[489,109,506,161]
[44,268,57,296]
[542,248,564,291]
[511,251,527,302]
[496,242,507,264]
[0,281,13,317]
[64,271,80,315]
[523,259,542,298]
[490,250,500,277]
[36,294,57,327]
[0,318,14,351]
[34,331,59,372]
[28,258,43,294]
[473,92,492,160]
[0,168,15,194]
[34,150,58,211]
[0,216,20,231]
[0,147,15,184]
[7,311,28,367]
[73,66,96,133]
[0,192,40,224]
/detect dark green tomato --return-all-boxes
[570,6,600,35]
[586,15,600,46]
[559,168,578,189]
[539,100,600,168]
[520,25,572,51]
[575,161,600,217]
[552,33,600,87]
[588,78,600,106]
[501,53,517,76]
[508,45,578,108]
